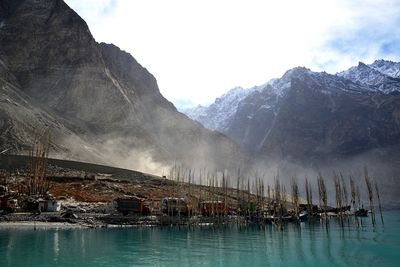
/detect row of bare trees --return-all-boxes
[165,164,385,227]
[18,131,51,197]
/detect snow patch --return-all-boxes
[105,68,133,106]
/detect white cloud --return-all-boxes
[64,0,400,108]
[310,0,400,73]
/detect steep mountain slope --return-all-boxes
[0,0,247,172]
[257,70,400,161]
[0,56,103,162]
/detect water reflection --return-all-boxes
[0,211,399,267]
[294,225,305,263]
[53,230,59,266]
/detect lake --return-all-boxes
[1,211,399,267]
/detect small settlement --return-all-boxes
[0,166,382,229]
[0,142,383,228]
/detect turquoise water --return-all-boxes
[1,211,399,267]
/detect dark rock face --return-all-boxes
[0,0,130,128]
[227,87,278,154]
[0,0,247,172]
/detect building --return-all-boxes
[161,197,188,216]
[113,196,150,215]
[38,198,61,212]
[200,200,226,216]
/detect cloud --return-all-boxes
[310,0,400,73]
[64,0,400,107]
[174,99,199,111]
[65,0,118,23]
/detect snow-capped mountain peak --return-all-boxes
[183,86,255,131]
[260,66,316,97]
[337,60,400,94]
[369,59,400,78]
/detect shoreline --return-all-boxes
[0,221,154,229]
[0,221,202,229]
[0,221,85,229]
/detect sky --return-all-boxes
[64,0,400,109]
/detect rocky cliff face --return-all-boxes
[257,70,400,161]
[0,0,140,130]
[0,0,247,172]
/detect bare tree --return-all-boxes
[22,130,51,197]
[364,167,376,225]
[374,181,384,225]
[317,173,328,227]
[291,177,299,222]
[305,177,313,218]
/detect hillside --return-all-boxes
[0,0,247,173]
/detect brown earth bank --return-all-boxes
[0,155,254,227]
[0,155,240,203]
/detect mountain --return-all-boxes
[184,63,400,205]
[0,0,247,173]
[184,64,400,163]
[184,86,256,132]
[187,61,400,207]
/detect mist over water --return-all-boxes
[1,210,399,267]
